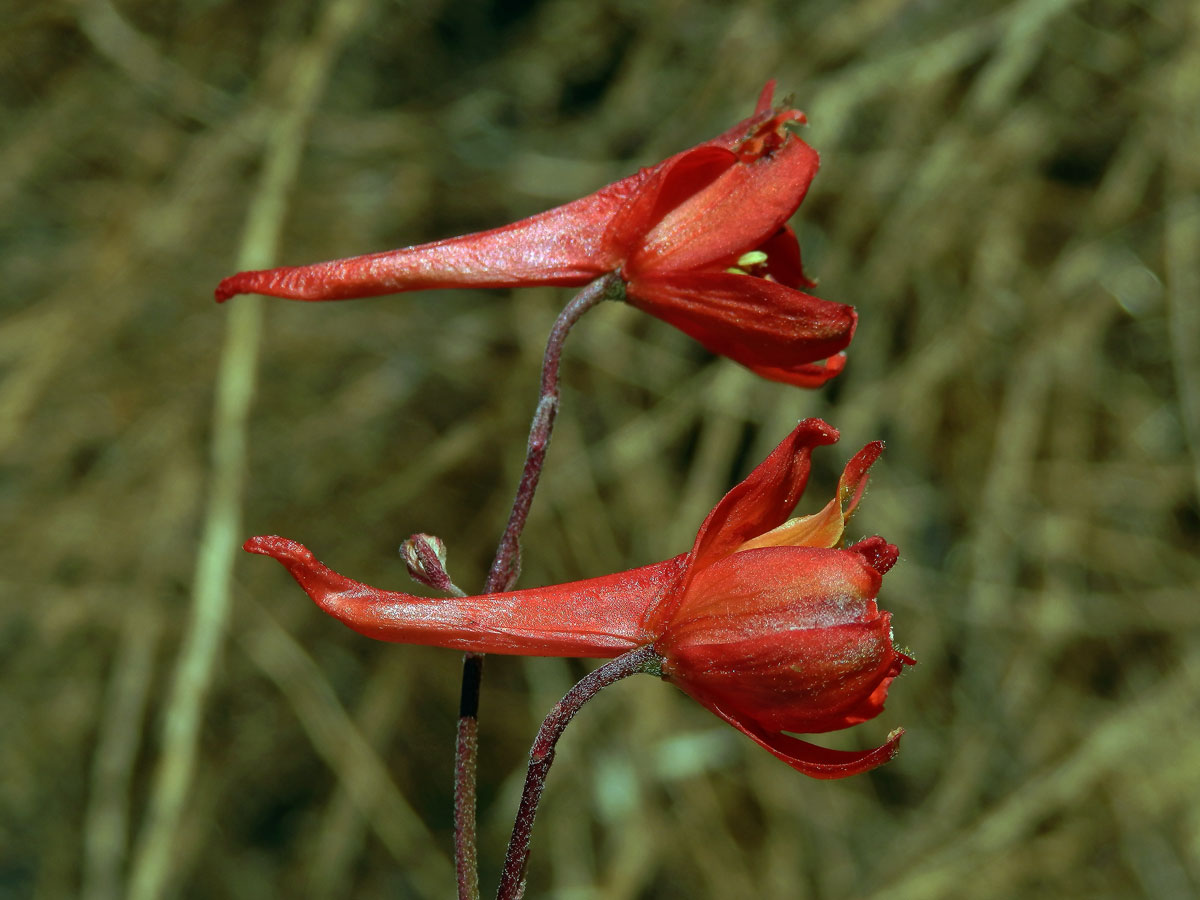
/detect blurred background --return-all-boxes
[4,0,1198,897]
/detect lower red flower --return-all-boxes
[247,419,913,778]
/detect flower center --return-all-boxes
[725,249,772,277]
[734,111,807,162]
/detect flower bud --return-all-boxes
[400,533,462,595]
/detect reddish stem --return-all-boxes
[454,273,623,900]
[496,645,661,900]
[454,675,482,900]
[485,271,624,593]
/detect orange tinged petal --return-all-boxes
[736,439,884,551]
[678,419,839,586]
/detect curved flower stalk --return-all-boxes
[216,84,855,387]
[247,419,913,778]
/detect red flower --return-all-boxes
[247,419,912,778]
[216,84,855,387]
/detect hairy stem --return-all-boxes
[454,272,624,900]
[486,271,625,593]
[496,645,661,900]
[453,655,483,900]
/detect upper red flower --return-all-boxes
[247,419,913,778]
[216,84,855,387]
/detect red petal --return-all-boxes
[666,618,906,735]
[754,81,777,115]
[695,690,905,779]
[603,146,737,256]
[668,420,840,593]
[629,131,819,276]
[658,546,898,733]
[214,172,648,302]
[741,353,848,389]
[849,536,900,575]
[830,652,911,728]
[759,225,817,289]
[244,534,672,656]
[626,271,856,380]
[839,441,883,522]
[664,544,882,630]
[751,726,904,779]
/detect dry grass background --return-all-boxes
[3,0,1198,897]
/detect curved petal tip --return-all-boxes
[689,675,907,779]
[755,80,777,114]
[795,417,840,445]
[243,534,313,562]
[214,278,238,303]
[760,726,905,780]
[849,535,899,575]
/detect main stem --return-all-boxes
[454,273,624,900]
[496,645,661,900]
